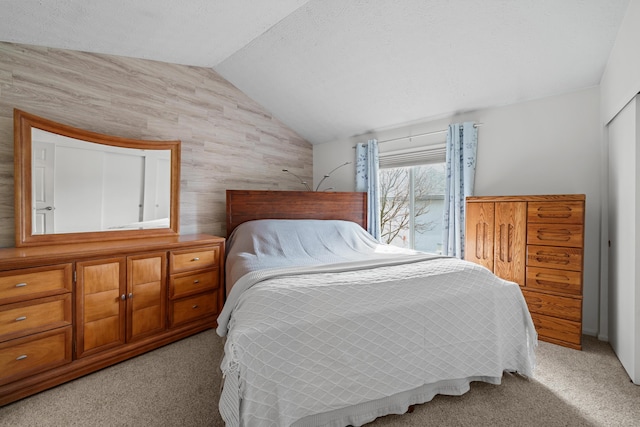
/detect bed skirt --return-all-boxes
[290,375,507,427]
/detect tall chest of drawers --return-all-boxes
[465,194,585,349]
[0,234,224,405]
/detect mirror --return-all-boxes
[14,109,181,247]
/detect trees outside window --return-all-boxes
[379,163,445,253]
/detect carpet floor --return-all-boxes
[1,331,639,426]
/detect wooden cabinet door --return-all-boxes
[493,202,527,286]
[127,253,167,342]
[76,258,126,358]
[464,202,495,271]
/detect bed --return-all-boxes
[217,190,537,426]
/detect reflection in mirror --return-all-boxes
[31,128,172,235]
[14,109,181,247]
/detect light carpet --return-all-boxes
[1,331,638,426]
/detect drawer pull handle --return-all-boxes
[475,222,490,260]
[538,228,571,234]
[536,229,572,242]
[536,213,572,219]
[191,257,200,262]
[536,273,569,281]
[535,250,569,256]
[534,251,570,265]
[15,282,27,288]
[15,316,27,322]
[16,355,28,361]
[192,304,199,309]
[536,206,572,219]
[498,224,514,262]
[193,280,200,284]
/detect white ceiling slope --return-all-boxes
[0,0,630,145]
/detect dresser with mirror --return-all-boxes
[0,110,224,405]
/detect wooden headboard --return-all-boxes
[226,190,368,237]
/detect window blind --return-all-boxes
[379,143,446,169]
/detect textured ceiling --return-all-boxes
[0,0,631,145]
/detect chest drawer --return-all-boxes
[169,292,217,327]
[525,267,582,295]
[521,289,581,321]
[0,264,73,305]
[0,326,72,386]
[169,269,219,300]
[0,294,72,343]
[527,223,584,248]
[527,245,583,271]
[170,247,219,274]
[527,201,584,224]
[529,312,581,348]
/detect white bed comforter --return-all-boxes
[217,220,537,427]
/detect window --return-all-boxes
[379,145,446,253]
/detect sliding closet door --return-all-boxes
[607,94,640,385]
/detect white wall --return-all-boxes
[601,0,640,125]
[314,87,602,337]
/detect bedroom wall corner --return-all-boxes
[600,0,640,126]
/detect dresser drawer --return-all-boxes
[525,267,582,295]
[527,223,584,248]
[169,292,217,327]
[0,264,72,305]
[527,201,584,224]
[0,294,72,343]
[0,326,72,386]
[522,290,581,321]
[530,312,581,348]
[527,245,583,271]
[169,247,219,274]
[169,269,219,300]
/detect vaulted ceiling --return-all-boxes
[0,0,630,144]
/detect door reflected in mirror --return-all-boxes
[31,128,172,235]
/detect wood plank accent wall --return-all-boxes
[0,42,313,248]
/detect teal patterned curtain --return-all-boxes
[442,122,478,258]
[355,139,381,240]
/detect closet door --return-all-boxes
[607,95,640,383]
[493,202,527,286]
[464,202,495,271]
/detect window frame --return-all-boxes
[379,143,446,251]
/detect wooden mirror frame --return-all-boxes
[13,109,181,247]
